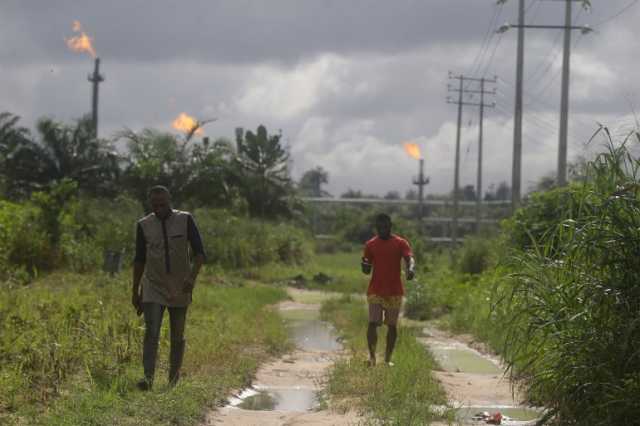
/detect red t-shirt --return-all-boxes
[363,234,413,297]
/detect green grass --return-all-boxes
[320,294,453,425]
[244,250,369,294]
[0,270,290,425]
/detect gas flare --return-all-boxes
[66,20,96,58]
[403,142,422,160]
[172,113,203,135]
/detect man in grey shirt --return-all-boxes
[131,185,206,390]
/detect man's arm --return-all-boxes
[404,255,416,281]
[184,215,206,292]
[361,245,372,275]
[132,223,146,313]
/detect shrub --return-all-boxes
[456,236,493,274]
[0,200,52,278]
[194,208,312,268]
[501,135,640,424]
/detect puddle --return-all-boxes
[456,405,542,423]
[429,346,502,374]
[281,309,341,352]
[237,388,319,412]
[237,390,277,410]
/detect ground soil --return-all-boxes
[203,290,361,426]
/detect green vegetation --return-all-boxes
[248,249,368,294]
[405,131,640,425]
[320,295,452,425]
[0,272,289,425]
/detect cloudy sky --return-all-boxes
[1,0,639,197]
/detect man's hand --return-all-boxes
[131,291,142,315]
[183,276,195,293]
[406,268,416,281]
[361,257,372,275]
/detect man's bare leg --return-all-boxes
[367,322,378,366]
[367,304,384,366]
[384,309,400,364]
[385,324,397,364]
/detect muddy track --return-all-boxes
[420,326,541,426]
[203,289,361,426]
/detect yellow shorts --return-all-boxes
[367,295,403,310]
[367,295,403,325]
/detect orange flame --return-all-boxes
[403,142,422,160]
[172,113,203,135]
[66,20,96,58]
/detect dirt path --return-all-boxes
[419,325,540,426]
[203,289,361,426]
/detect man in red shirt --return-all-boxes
[361,213,415,366]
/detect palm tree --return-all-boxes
[233,125,298,218]
[2,115,120,199]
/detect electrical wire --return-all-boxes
[591,0,639,28]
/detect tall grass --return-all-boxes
[0,272,289,425]
[321,295,452,425]
[500,131,640,424]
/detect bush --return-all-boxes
[456,236,494,274]
[500,137,640,424]
[0,200,52,278]
[194,208,313,268]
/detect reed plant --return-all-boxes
[501,130,640,424]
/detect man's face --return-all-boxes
[150,192,171,218]
[375,219,391,239]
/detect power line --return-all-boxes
[592,0,639,28]
[467,3,503,81]
[525,8,582,87]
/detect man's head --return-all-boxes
[375,213,392,240]
[148,185,171,219]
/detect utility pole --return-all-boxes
[447,73,496,244]
[513,0,525,210]
[88,57,104,138]
[497,0,591,192]
[475,77,497,232]
[558,0,572,185]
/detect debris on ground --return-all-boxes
[288,274,307,288]
[312,272,333,285]
[471,411,503,425]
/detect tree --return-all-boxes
[405,189,418,200]
[120,129,234,210]
[233,125,297,218]
[299,167,330,197]
[2,115,120,199]
[0,112,31,195]
[341,188,363,199]
[384,190,401,200]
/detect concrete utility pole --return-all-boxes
[498,0,592,192]
[447,73,496,244]
[513,0,525,210]
[88,57,104,138]
[558,0,573,186]
[475,77,497,232]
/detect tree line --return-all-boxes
[0,112,300,219]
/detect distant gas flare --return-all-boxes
[66,20,96,58]
[172,113,204,135]
[403,142,422,160]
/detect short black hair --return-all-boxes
[148,185,171,199]
[375,213,392,225]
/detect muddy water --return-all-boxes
[281,308,341,353]
[428,343,502,375]
[421,326,542,426]
[228,309,339,413]
[237,388,319,412]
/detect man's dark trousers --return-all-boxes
[142,302,187,385]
